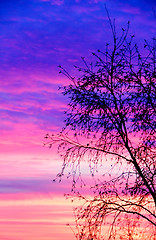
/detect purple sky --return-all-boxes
[0,0,155,135]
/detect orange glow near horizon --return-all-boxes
[0,193,78,240]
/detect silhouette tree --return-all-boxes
[45,11,156,240]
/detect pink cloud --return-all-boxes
[0,192,78,240]
[40,0,64,5]
[120,4,141,15]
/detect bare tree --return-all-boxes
[45,11,156,240]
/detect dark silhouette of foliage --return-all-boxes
[45,10,156,240]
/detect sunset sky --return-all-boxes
[0,0,155,239]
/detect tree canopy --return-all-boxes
[45,13,156,240]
